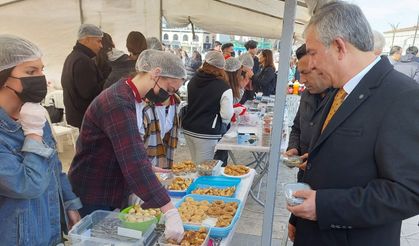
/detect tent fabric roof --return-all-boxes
[162,0,311,39]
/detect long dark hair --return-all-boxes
[96,32,114,78]
[261,49,275,70]
[126,31,147,56]
[0,67,14,87]
[226,68,243,99]
[198,62,229,84]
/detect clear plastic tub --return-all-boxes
[69,210,155,246]
[284,183,312,206]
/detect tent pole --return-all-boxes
[159,0,163,40]
[260,0,297,245]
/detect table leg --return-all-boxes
[228,150,238,164]
[248,151,273,207]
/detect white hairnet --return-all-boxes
[78,24,103,40]
[239,53,254,70]
[146,37,163,51]
[136,49,186,80]
[0,35,42,72]
[205,51,225,69]
[224,57,242,72]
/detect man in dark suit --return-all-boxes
[287,2,419,246]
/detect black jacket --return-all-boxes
[182,71,230,138]
[61,42,103,128]
[293,57,419,246]
[287,89,332,181]
[103,54,136,89]
[253,66,276,96]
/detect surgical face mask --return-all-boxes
[6,75,47,103]
[144,78,170,103]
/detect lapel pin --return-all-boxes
[359,94,364,99]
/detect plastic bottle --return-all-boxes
[293,81,300,95]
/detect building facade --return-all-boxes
[383,25,419,53]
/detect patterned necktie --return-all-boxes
[321,88,347,132]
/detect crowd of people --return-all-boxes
[0,1,419,245]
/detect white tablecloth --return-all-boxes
[170,170,256,245]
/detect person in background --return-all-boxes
[126,31,148,62]
[61,23,104,129]
[394,46,419,83]
[285,44,333,241]
[388,46,402,65]
[288,2,419,245]
[289,57,297,82]
[185,50,202,81]
[372,30,386,56]
[213,41,222,52]
[212,57,247,165]
[0,35,82,245]
[182,51,234,164]
[238,53,255,104]
[68,49,186,242]
[253,49,277,96]
[224,57,246,103]
[96,32,113,82]
[146,37,164,51]
[103,31,148,89]
[221,42,234,60]
[244,40,260,75]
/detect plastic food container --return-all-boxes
[158,227,210,246]
[69,210,155,246]
[165,177,194,197]
[197,160,221,176]
[284,183,312,206]
[119,206,161,231]
[176,195,243,238]
[186,176,241,197]
[281,155,304,168]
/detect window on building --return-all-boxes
[183,35,188,42]
[163,34,169,40]
[194,35,199,41]
[173,34,179,41]
[205,36,210,43]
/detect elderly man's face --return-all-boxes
[298,56,330,94]
[305,26,339,88]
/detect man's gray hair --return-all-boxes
[305,1,374,52]
[373,30,386,54]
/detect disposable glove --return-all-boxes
[164,208,184,242]
[20,102,47,136]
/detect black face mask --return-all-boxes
[144,78,170,103]
[7,75,47,103]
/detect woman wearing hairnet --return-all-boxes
[182,51,234,164]
[68,49,186,242]
[224,57,249,103]
[0,35,82,245]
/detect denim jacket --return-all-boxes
[0,108,82,246]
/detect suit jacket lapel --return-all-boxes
[310,57,393,153]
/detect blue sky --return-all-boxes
[349,0,419,32]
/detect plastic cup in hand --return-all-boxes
[284,182,311,206]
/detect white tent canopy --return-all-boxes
[162,0,310,39]
[0,0,327,83]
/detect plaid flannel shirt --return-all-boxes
[68,80,170,209]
